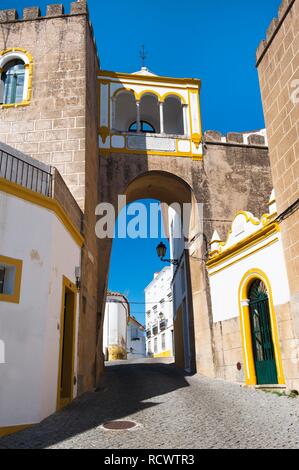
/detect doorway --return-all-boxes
[57,277,77,410]
[249,279,278,385]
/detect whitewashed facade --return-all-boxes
[167,206,193,372]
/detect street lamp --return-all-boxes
[156,242,178,266]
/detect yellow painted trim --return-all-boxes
[99,146,203,160]
[162,92,186,104]
[187,89,193,137]
[98,70,201,87]
[188,89,203,142]
[56,276,77,412]
[0,47,33,108]
[154,350,172,358]
[0,255,23,304]
[208,238,279,277]
[0,423,34,438]
[208,211,276,259]
[207,222,279,269]
[239,268,285,386]
[0,177,84,248]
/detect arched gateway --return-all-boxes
[95,68,272,380]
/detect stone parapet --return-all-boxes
[204,129,268,147]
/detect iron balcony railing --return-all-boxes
[0,148,53,197]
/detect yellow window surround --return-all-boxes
[0,48,33,109]
[0,255,23,304]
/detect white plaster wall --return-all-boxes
[145,267,174,356]
[209,234,291,324]
[127,322,146,359]
[0,191,80,427]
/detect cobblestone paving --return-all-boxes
[0,359,298,449]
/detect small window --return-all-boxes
[0,256,23,303]
[154,337,158,353]
[1,60,25,105]
[129,120,156,133]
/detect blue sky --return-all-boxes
[1,0,281,324]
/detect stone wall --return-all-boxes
[256,0,299,389]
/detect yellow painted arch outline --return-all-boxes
[113,87,187,104]
[238,268,285,386]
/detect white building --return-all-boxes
[206,192,293,388]
[103,292,129,361]
[127,316,146,359]
[0,143,83,436]
[167,206,194,372]
[145,267,174,358]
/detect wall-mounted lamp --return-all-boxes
[156,242,178,266]
[75,266,81,290]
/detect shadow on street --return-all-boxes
[0,360,190,449]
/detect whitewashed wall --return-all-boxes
[168,206,192,370]
[103,295,128,357]
[145,267,174,356]
[0,191,81,427]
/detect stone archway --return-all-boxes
[95,152,216,380]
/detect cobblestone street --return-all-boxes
[0,359,298,449]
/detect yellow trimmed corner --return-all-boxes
[0,255,23,304]
[238,268,285,387]
[0,424,33,438]
[154,350,172,358]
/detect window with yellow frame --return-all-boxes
[0,255,23,304]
